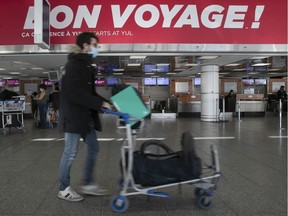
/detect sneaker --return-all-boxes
[79,184,110,196]
[58,186,84,202]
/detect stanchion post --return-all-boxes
[279,99,283,130]
[222,97,225,122]
[237,99,241,122]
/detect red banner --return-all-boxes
[0,0,287,45]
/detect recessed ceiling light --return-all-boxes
[31,67,44,70]
[145,73,155,75]
[251,63,271,66]
[156,63,170,66]
[42,72,49,74]
[151,75,159,78]
[113,69,124,72]
[9,72,21,74]
[113,73,123,75]
[184,63,198,67]
[199,56,219,60]
[127,63,141,67]
[0,68,6,71]
[247,72,260,75]
[233,68,246,71]
[225,63,240,66]
[250,56,269,59]
[129,56,146,59]
[166,72,176,75]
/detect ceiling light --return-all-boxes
[250,56,269,59]
[166,72,176,75]
[9,72,21,75]
[113,69,124,72]
[127,63,141,67]
[129,56,146,59]
[251,63,271,66]
[247,72,260,75]
[184,63,198,67]
[145,73,155,75]
[31,67,44,70]
[156,63,170,66]
[0,68,6,70]
[42,72,49,74]
[151,75,159,78]
[225,63,240,66]
[113,73,123,75]
[232,68,246,71]
[199,56,219,60]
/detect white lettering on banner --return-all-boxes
[134,4,159,28]
[160,5,183,28]
[50,5,73,29]
[23,4,265,30]
[73,5,101,28]
[224,6,248,28]
[201,5,224,29]
[111,5,136,28]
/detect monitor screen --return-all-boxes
[144,78,157,85]
[95,78,106,86]
[157,77,170,85]
[107,64,119,73]
[7,79,19,86]
[106,77,119,86]
[242,79,254,85]
[48,71,59,81]
[97,65,105,72]
[156,65,169,72]
[255,79,267,85]
[43,79,53,87]
[0,79,6,87]
[195,77,201,85]
[144,64,156,72]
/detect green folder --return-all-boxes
[110,86,150,123]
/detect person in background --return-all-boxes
[34,84,49,128]
[277,85,287,101]
[30,92,38,118]
[58,32,111,202]
[49,85,61,121]
[227,89,235,98]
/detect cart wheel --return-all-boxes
[194,187,204,197]
[111,195,129,213]
[196,195,212,209]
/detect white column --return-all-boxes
[201,65,219,122]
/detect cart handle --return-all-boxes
[102,108,130,125]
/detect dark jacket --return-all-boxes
[59,45,109,136]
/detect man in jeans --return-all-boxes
[58,32,111,202]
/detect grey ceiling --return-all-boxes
[0,52,287,80]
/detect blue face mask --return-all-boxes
[88,47,99,58]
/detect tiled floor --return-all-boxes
[0,114,287,216]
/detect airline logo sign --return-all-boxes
[0,0,287,45]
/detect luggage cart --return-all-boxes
[0,99,26,136]
[103,109,221,213]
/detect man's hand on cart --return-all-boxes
[102,101,112,110]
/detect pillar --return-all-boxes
[201,65,219,122]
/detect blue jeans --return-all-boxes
[59,128,99,190]
[38,102,48,127]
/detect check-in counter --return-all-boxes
[177,95,201,114]
[236,94,265,113]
